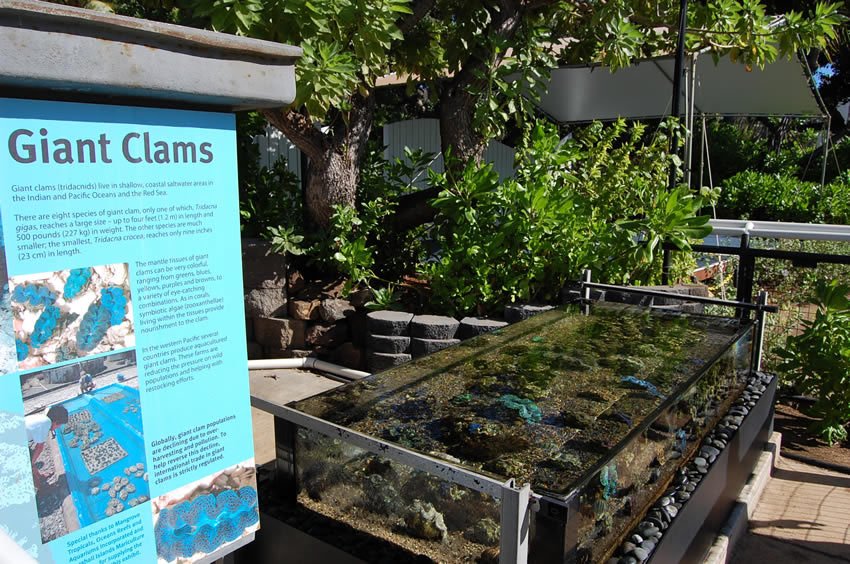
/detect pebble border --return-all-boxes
[609,371,774,564]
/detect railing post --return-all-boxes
[499,482,532,564]
[582,269,592,316]
[735,231,755,319]
[752,290,769,373]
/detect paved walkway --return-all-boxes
[733,456,850,563]
[249,367,344,466]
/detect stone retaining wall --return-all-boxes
[242,239,368,370]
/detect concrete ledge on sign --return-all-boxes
[0,0,301,110]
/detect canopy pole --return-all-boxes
[699,114,706,189]
[821,115,831,188]
[671,0,688,119]
[685,53,698,187]
[663,0,689,285]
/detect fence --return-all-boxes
[254,118,517,187]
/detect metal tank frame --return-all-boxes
[260,280,776,564]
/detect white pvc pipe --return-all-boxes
[247,357,370,381]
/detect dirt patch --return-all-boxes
[774,402,850,471]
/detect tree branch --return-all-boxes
[398,0,436,34]
[388,186,441,231]
[345,91,377,164]
[261,108,326,161]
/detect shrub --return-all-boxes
[422,119,712,316]
[717,171,820,222]
[819,172,850,224]
[778,280,850,445]
[718,170,850,225]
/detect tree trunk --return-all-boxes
[262,94,375,228]
[439,87,488,170]
[438,3,523,169]
[305,149,359,227]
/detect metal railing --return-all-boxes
[664,219,850,308]
[659,219,850,372]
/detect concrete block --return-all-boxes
[410,315,459,339]
[368,334,411,354]
[411,338,460,357]
[332,343,364,370]
[650,303,706,314]
[348,311,369,347]
[245,288,287,318]
[367,311,414,336]
[242,239,287,290]
[262,347,317,359]
[504,304,555,324]
[320,298,355,322]
[287,269,306,296]
[458,317,508,339]
[368,352,412,372]
[306,322,349,348]
[289,299,320,321]
[347,287,373,308]
[254,317,306,349]
[247,341,263,360]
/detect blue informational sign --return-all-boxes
[0,98,258,563]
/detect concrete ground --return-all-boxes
[733,456,850,563]
[249,368,344,466]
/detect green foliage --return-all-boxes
[810,137,850,185]
[696,239,850,374]
[697,118,824,186]
[421,119,714,315]
[358,143,432,279]
[558,0,845,70]
[240,159,303,237]
[779,280,850,445]
[718,171,820,222]
[359,144,437,202]
[185,0,412,120]
[365,285,402,311]
[324,205,378,293]
[255,142,431,287]
[266,225,306,256]
[718,171,850,224]
[112,0,181,21]
[820,173,850,223]
[316,199,398,293]
[618,187,713,265]
[236,113,304,238]
[180,0,844,151]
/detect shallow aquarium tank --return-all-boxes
[281,302,754,563]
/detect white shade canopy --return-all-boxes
[534,53,825,123]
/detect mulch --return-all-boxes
[773,401,850,472]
